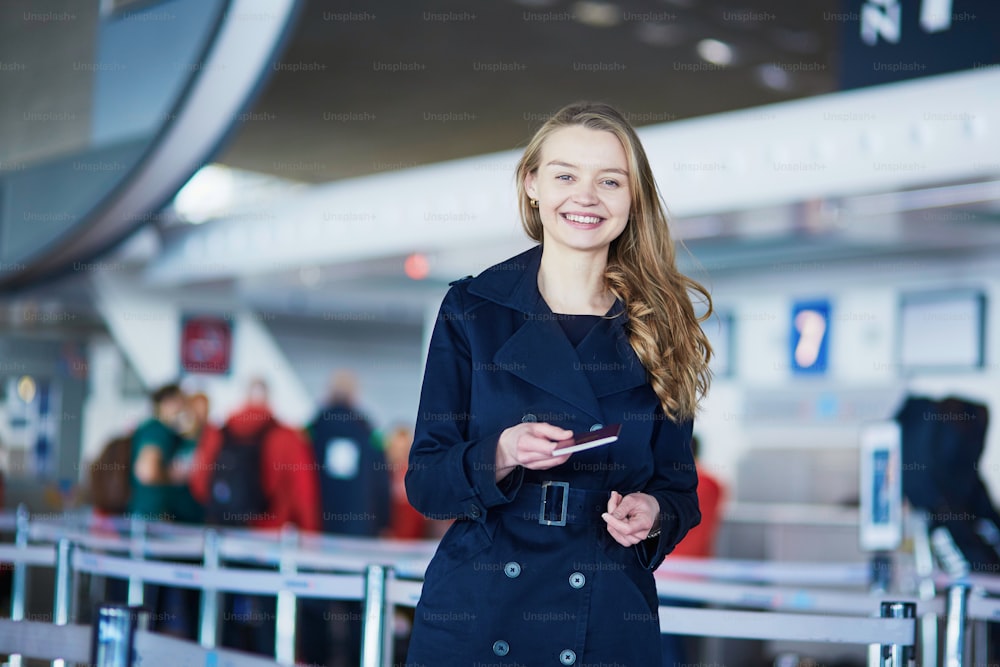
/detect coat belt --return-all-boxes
[493,482,610,526]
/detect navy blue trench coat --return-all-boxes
[405,245,700,667]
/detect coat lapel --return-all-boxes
[575,302,649,398]
[493,313,605,422]
[469,246,649,422]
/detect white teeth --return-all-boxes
[564,213,602,224]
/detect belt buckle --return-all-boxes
[539,481,570,526]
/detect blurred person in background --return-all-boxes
[309,370,389,537]
[168,391,212,525]
[190,377,321,657]
[128,382,199,638]
[151,391,213,639]
[191,378,321,530]
[299,370,389,667]
[129,383,186,522]
[671,435,724,558]
[383,424,431,540]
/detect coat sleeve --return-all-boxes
[405,285,524,523]
[635,416,701,570]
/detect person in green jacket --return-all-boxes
[128,383,187,522]
[169,391,211,525]
[128,382,200,639]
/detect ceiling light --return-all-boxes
[404,253,430,280]
[172,164,301,225]
[772,28,820,54]
[173,164,237,224]
[635,22,684,47]
[696,39,734,66]
[573,1,621,28]
[755,63,792,91]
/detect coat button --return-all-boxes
[568,572,586,589]
[521,413,538,423]
[469,504,482,519]
[589,423,604,431]
[493,640,510,656]
[559,649,577,664]
[504,561,521,578]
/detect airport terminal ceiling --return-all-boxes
[2,0,999,323]
[219,0,840,182]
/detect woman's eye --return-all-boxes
[602,179,620,187]
[557,174,573,181]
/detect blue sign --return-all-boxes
[791,300,831,375]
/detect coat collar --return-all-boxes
[468,245,649,421]
[466,245,546,315]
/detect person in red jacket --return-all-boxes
[671,435,725,558]
[382,425,431,540]
[189,379,320,532]
[189,378,320,657]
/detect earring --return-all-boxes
[529,198,539,208]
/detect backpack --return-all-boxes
[204,420,273,526]
[90,434,133,514]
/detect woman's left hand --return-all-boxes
[602,491,661,547]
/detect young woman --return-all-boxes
[405,101,712,666]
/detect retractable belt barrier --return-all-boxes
[655,556,871,587]
[6,509,1000,666]
[72,550,366,599]
[0,618,295,667]
[658,606,915,645]
[654,575,943,617]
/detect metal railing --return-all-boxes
[7,507,995,666]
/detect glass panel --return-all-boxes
[0,0,227,276]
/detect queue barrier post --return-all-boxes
[126,517,146,607]
[9,504,30,667]
[92,604,147,667]
[879,601,916,667]
[971,616,988,667]
[53,538,74,625]
[920,611,939,667]
[198,529,220,649]
[361,564,392,667]
[10,505,29,622]
[52,538,75,667]
[275,524,299,665]
[944,584,969,667]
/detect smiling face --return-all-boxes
[524,125,632,255]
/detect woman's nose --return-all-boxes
[571,181,598,205]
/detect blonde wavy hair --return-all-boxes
[515,102,712,422]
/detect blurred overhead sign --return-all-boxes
[791,299,831,375]
[180,315,232,375]
[840,0,1000,89]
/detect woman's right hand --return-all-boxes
[495,422,573,482]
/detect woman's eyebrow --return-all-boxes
[545,160,629,176]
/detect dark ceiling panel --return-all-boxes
[216,0,839,182]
